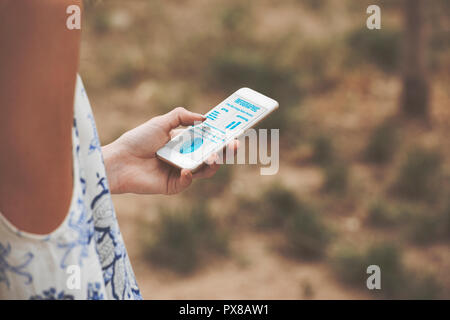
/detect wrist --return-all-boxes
[102,141,126,194]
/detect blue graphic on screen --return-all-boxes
[203,96,266,138]
[206,110,220,121]
[225,121,241,130]
[179,137,204,154]
[236,115,248,122]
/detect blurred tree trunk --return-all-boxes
[400,0,430,118]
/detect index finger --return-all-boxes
[160,107,205,131]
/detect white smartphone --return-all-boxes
[156,87,279,172]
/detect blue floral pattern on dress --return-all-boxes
[30,287,74,300]
[87,114,102,155]
[0,242,33,289]
[87,282,105,300]
[91,173,110,210]
[91,172,142,300]
[57,198,94,269]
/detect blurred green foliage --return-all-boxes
[220,3,251,33]
[142,205,228,274]
[311,134,335,166]
[301,0,328,11]
[284,202,332,259]
[346,28,401,72]
[333,243,442,299]
[112,63,145,88]
[242,183,332,259]
[323,161,350,195]
[364,120,398,164]
[366,199,407,228]
[392,147,442,201]
[92,11,111,34]
[256,184,299,229]
[407,203,450,245]
[366,198,450,245]
[208,50,300,107]
[308,133,350,195]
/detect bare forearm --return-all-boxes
[0,0,82,234]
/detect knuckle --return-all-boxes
[173,106,186,114]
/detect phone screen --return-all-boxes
[164,94,268,163]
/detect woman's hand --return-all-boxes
[102,107,238,195]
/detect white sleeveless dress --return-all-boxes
[0,76,142,300]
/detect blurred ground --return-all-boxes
[80,0,450,299]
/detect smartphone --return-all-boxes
[156,88,279,172]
